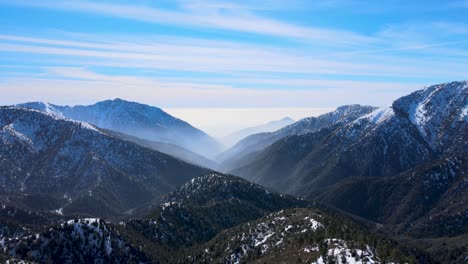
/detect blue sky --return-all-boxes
[0,0,467,134]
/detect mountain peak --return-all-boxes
[163,173,306,209]
[280,117,294,122]
[100,98,157,107]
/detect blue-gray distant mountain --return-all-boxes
[220,117,295,148]
[17,99,222,158]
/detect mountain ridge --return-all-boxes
[217,104,376,171]
[0,106,210,218]
[16,98,222,158]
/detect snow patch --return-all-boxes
[357,107,394,125]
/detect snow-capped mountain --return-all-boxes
[218,104,376,171]
[229,81,467,241]
[230,81,466,191]
[0,106,209,218]
[220,117,295,149]
[16,99,222,158]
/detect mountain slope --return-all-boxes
[218,105,376,171]
[312,155,467,237]
[17,99,222,158]
[0,106,210,218]
[220,117,294,148]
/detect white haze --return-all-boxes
[164,107,335,138]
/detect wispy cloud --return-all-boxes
[1,32,467,79]
[2,0,375,45]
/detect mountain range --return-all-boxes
[17,99,222,159]
[216,104,377,171]
[0,80,466,263]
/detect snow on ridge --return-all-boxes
[311,239,378,264]
[2,124,34,146]
[42,102,64,118]
[161,201,180,210]
[355,106,394,125]
[4,106,104,135]
[226,210,325,263]
[407,85,443,136]
[223,209,387,264]
[460,105,468,121]
[77,121,101,133]
[309,218,323,231]
[64,218,100,226]
[402,81,467,150]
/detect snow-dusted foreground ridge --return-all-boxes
[0,176,430,263]
[195,208,415,264]
[1,218,147,263]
